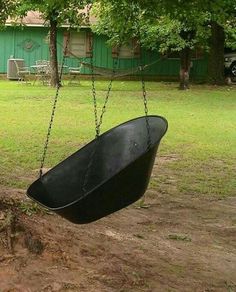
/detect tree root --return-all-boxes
[0,210,16,253]
[0,197,45,255]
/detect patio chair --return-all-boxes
[68,64,82,85]
[14,60,31,83]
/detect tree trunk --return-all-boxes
[207,22,225,85]
[179,47,191,90]
[49,18,59,87]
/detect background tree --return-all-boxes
[0,0,19,27]
[18,0,90,87]
[139,0,236,84]
[93,0,209,89]
[94,0,236,87]
[225,15,236,50]
[140,14,209,89]
[204,1,236,84]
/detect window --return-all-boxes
[64,31,92,58]
[112,39,140,59]
[165,48,204,60]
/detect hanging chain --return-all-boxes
[89,33,100,138]
[82,6,120,192]
[139,53,151,150]
[82,56,119,193]
[87,5,118,138]
[134,24,152,150]
[39,31,70,178]
[140,66,148,117]
[87,4,100,138]
[97,56,119,132]
[89,44,118,137]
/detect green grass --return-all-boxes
[0,80,235,197]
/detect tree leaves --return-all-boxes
[94,0,235,52]
[0,0,20,27]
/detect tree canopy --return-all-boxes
[15,0,91,86]
[1,0,235,86]
[17,0,90,26]
[94,0,235,52]
[93,0,236,86]
[0,0,20,27]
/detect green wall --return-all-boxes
[0,27,50,72]
[0,26,208,80]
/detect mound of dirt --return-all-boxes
[0,185,236,292]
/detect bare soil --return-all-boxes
[0,160,236,292]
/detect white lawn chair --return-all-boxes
[14,60,30,83]
[68,64,82,85]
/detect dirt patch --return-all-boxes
[0,184,236,291]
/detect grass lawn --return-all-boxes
[0,80,235,198]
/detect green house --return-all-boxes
[0,12,208,81]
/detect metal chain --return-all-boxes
[140,61,151,150]
[86,5,99,138]
[82,6,99,193]
[83,5,120,192]
[97,57,119,133]
[89,47,119,137]
[140,66,148,116]
[135,27,151,150]
[82,57,119,193]
[88,8,119,138]
[89,34,100,138]
[137,36,151,206]
[39,31,70,178]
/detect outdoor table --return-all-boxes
[31,64,50,85]
[31,64,68,85]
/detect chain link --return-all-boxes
[88,8,119,137]
[89,37,100,138]
[140,64,151,150]
[83,6,120,192]
[97,57,118,133]
[82,57,119,192]
[39,31,70,178]
[87,5,100,138]
[135,27,151,150]
[140,66,148,116]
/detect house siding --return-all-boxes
[0,26,50,72]
[0,26,208,80]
